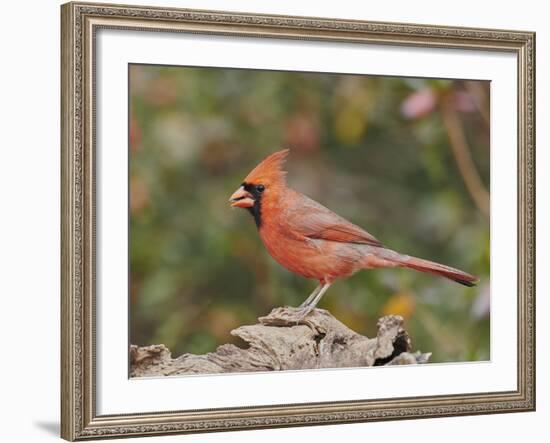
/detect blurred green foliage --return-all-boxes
[129,64,490,364]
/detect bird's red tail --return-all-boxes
[397,255,479,287]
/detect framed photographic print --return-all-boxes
[61,1,536,440]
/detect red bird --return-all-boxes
[229,149,478,319]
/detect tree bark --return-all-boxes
[130,307,431,377]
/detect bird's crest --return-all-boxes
[244,149,289,186]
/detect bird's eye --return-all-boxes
[256,184,265,193]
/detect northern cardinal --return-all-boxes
[230,149,478,318]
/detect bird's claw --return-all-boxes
[291,306,315,325]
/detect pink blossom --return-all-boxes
[401,88,437,119]
[454,91,477,113]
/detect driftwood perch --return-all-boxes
[130,307,431,377]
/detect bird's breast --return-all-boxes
[258,220,364,281]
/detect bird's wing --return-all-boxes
[285,193,383,247]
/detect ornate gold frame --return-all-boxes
[61,2,535,440]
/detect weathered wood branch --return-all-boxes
[130,307,431,377]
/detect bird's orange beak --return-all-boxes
[229,186,255,208]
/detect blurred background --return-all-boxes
[129,64,490,366]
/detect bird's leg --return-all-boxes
[304,283,331,310]
[298,284,322,308]
[294,283,332,321]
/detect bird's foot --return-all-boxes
[290,305,315,325]
[259,306,319,328]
